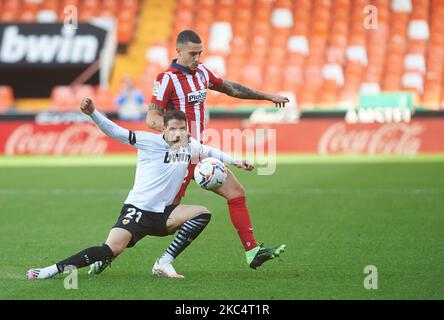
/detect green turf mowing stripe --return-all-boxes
[1,154,444,167]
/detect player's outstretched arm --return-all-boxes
[80,97,131,144]
[146,103,165,132]
[214,80,289,108]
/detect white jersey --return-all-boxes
[90,110,235,212]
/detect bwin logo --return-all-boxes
[187,90,207,104]
[164,152,191,164]
[0,26,99,64]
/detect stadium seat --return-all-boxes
[0,86,14,111]
[0,0,20,22]
[360,82,381,95]
[51,86,77,111]
[402,72,424,94]
[145,43,169,68]
[422,81,442,109]
[204,55,227,77]
[36,10,58,23]
[20,1,39,22]
[318,86,339,108]
[95,87,117,112]
[73,85,96,106]
[41,0,59,11]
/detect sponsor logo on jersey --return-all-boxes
[187,89,207,104]
[153,81,160,97]
[122,219,130,225]
[164,151,191,164]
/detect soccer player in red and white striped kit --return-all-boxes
[148,30,288,269]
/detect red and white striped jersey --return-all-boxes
[151,59,224,142]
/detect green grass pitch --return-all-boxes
[0,156,443,299]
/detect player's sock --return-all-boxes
[161,213,211,261]
[158,252,174,265]
[55,244,114,272]
[227,196,257,251]
[26,264,59,280]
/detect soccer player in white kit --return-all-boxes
[26,98,253,280]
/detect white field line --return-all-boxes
[0,188,442,196]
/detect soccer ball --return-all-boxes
[194,157,228,190]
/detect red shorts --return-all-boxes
[174,163,197,202]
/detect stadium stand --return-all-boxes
[141,0,444,110]
[1,0,443,112]
[0,0,139,45]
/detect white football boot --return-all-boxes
[152,259,185,279]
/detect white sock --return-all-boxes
[40,264,59,279]
[158,252,174,265]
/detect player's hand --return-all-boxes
[234,160,254,171]
[80,98,95,115]
[267,94,289,108]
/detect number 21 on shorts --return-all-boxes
[124,208,142,223]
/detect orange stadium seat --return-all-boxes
[422,81,442,109]
[51,86,77,111]
[177,0,193,12]
[318,80,339,107]
[95,87,117,112]
[41,0,58,11]
[0,2,20,22]
[120,0,139,12]
[73,85,96,104]
[0,86,14,111]
[20,1,39,21]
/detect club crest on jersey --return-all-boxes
[187,89,207,103]
[164,151,191,164]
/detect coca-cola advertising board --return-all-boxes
[0,118,443,156]
[249,119,444,155]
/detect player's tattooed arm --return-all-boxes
[217,80,267,99]
[216,80,289,108]
[146,103,165,132]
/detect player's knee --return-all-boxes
[229,182,246,198]
[106,241,126,256]
[195,206,211,217]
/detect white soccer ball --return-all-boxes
[194,157,228,190]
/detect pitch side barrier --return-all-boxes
[0,110,443,156]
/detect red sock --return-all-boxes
[227,196,257,251]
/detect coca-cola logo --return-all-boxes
[318,122,425,155]
[5,124,108,155]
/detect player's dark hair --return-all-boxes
[164,110,187,127]
[176,30,202,46]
